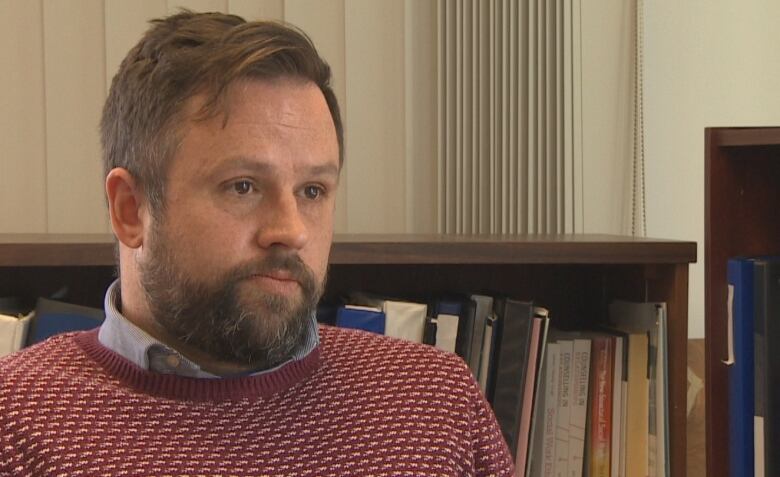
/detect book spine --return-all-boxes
[609,336,623,477]
[588,336,613,477]
[754,259,780,477]
[754,261,768,477]
[542,343,561,477]
[468,295,492,378]
[657,304,670,477]
[555,340,573,477]
[514,317,544,473]
[568,339,591,477]
[477,315,494,395]
[526,317,551,477]
[493,300,535,452]
[648,330,658,477]
[625,333,650,477]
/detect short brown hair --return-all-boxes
[100,10,343,215]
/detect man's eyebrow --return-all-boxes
[307,163,340,177]
[212,156,340,177]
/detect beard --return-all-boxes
[138,226,323,372]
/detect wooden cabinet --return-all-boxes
[704,127,780,477]
[0,232,695,476]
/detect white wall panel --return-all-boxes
[344,0,406,233]
[43,0,108,233]
[0,0,47,232]
[228,0,284,21]
[167,0,226,14]
[404,0,437,233]
[579,0,633,235]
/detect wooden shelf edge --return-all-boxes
[0,233,697,267]
[707,126,780,147]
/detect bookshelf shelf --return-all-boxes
[0,233,695,476]
[705,126,780,477]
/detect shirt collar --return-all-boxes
[97,280,319,378]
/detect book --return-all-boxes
[514,313,549,474]
[587,335,614,477]
[568,338,591,477]
[432,300,461,353]
[469,294,494,378]
[528,346,550,477]
[491,298,539,454]
[541,342,561,477]
[26,297,104,345]
[655,303,670,477]
[383,299,427,343]
[0,311,33,357]
[335,305,385,334]
[454,298,477,362]
[624,332,649,477]
[752,258,780,477]
[478,312,498,397]
[554,339,573,477]
[609,335,624,477]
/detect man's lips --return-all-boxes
[246,270,302,294]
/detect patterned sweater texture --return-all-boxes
[0,325,514,477]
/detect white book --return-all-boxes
[435,313,459,353]
[478,315,495,394]
[344,304,382,312]
[554,340,573,477]
[756,416,765,477]
[568,338,591,477]
[383,300,427,343]
[655,304,669,477]
[610,336,624,477]
[542,343,561,477]
[0,311,33,358]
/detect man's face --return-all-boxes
[139,78,340,370]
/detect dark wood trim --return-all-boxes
[707,126,780,147]
[0,233,696,267]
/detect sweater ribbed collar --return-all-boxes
[75,329,321,401]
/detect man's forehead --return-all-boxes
[185,77,327,127]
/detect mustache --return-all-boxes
[233,251,315,286]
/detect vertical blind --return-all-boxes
[437,0,583,234]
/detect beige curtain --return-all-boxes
[437,0,583,234]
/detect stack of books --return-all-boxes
[325,293,670,477]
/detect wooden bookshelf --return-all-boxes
[0,233,695,476]
[705,126,780,477]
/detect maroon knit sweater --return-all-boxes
[0,325,513,476]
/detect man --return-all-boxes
[0,11,513,476]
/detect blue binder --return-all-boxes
[727,258,754,477]
[335,306,385,335]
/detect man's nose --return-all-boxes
[255,193,308,250]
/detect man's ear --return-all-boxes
[105,168,148,249]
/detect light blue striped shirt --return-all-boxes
[97,280,319,378]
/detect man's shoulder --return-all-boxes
[0,331,89,380]
[318,324,471,378]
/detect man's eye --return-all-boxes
[232,180,254,195]
[303,185,325,200]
